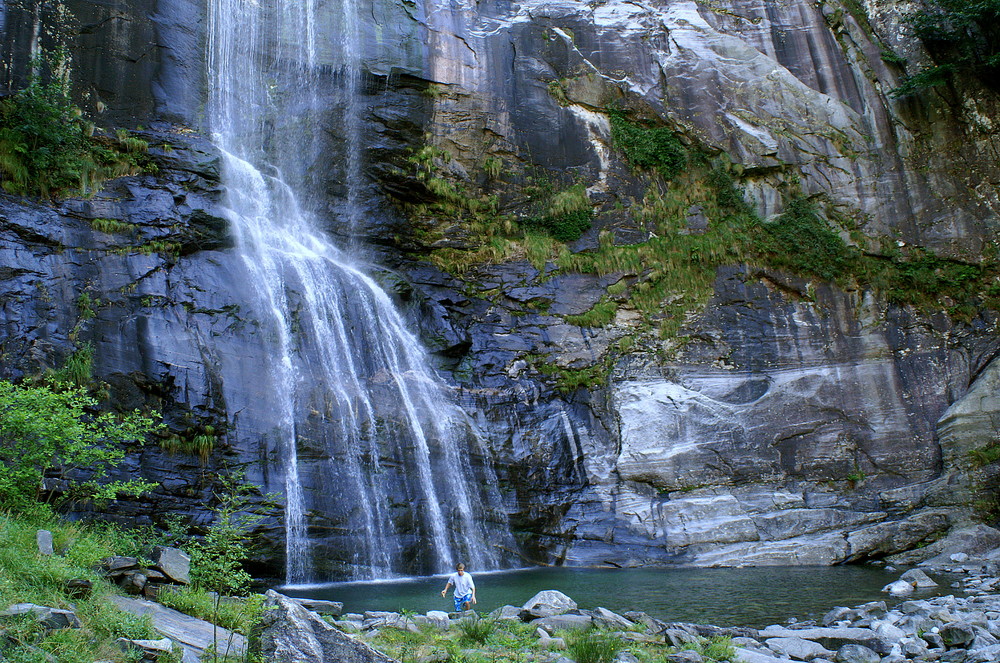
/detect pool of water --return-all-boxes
[281,566,956,628]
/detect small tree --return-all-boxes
[0,380,160,511]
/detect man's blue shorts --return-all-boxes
[454,593,472,612]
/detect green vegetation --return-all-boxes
[91,218,137,235]
[367,622,739,663]
[521,183,594,242]
[457,615,499,645]
[758,196,854,282]
[567,631,622,663]
[0,57,153,199]
[0,513,162,663]
[0,379,160,511]
[609,110,688,180]
[969,439,1000,468]
[160,425,219,463]
[893,0,1000,96]
[48,344,95,387]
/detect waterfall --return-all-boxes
[206,0,512,581]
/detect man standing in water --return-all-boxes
[441,563,477,611]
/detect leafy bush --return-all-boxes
[521,183,593,242]
[759,196,856,282]
[0,63,152,198]
[0,380,160,510]
[894,0,1000,96]
[610,110,688,180]
[457,616,497,645]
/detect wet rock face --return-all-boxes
[2,0,1000,574]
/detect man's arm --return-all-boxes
[440,580,453,597]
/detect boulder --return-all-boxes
[967,644,1000,663]
[292,598,343,616]
[764,636,834,660]
[882,580,913,597]
[758,626,891,655]
[521,590,577,619]
[423,610,451,628]
[532,613,593,632]
[940,622,976,648]
[117,637,174,661]
[733,648,790,663]
[665,651,703,663]
[1,603,81,630]
[535,627,566,650]
[36,530,54,556]
[150,546,191,585]
[64,579,93,599]
[488,605,521,621]
[900,568,938,588]
[120,572,148,595]
[834,644,879,663]
[588,607,634,630]
[259,590,396,663]
[101,556,141,577]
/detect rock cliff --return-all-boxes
[1,0,998,574]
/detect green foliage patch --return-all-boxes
[894,0,1000,96]
[0,65,153,198]
[0,379,160,511]
[609,109,688,180]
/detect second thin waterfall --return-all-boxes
[207,0,512,581]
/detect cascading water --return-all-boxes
[206,0,513,581]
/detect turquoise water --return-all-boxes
[282,566,953,628]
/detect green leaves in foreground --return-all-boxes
[0,380,161,511]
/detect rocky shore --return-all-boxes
[263,554,1000,663]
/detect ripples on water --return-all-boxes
[282,566,958,627]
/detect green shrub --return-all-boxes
[521,183,593,242]
[893,0,1000,96]
[759,196,856,282]
[48,344,94,388]
[0,379,160,510]
[610,110,688,180]
[457,616,497,645]
[567,632,623,663]
[0,61,152,198]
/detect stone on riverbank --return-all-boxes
[521,590,576,619]
[260,590,396,663]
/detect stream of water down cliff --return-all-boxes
[206,0,513,582]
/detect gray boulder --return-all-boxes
[665,651,703,663]
[292,598,343,616]
[532,613,593,632]
[535,627,566,650]
[882,580,913,597]
[940,622,976,648]
[150,546,191,585]
[900,569,938,588]
[36,530,54,556]
[758,626,891,655]
[489,605,521,621]
[521,590,577,618]
[733,648,789,663]
[259,590,396,663]
[116,637,174,661]
[834,644,879,663]
[764,636,834,660]
[588,607,633,630]
[1,603,81,630]
[967,644,1000,663]
[101,556,141,577]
